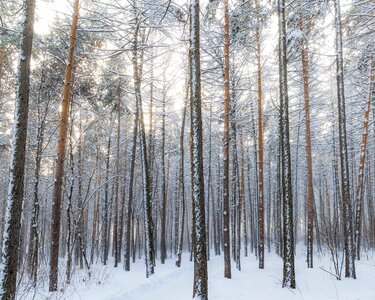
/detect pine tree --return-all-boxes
[49,0,80,291]
[0,0,36,298]
[222,0,232,280]
[190,0,208,297]
[278,0,296,289]
[334,0,356,279]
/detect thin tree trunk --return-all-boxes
[160,91,167,264]
[334,0,356,279]
[354,55,374,260]
[176,89,188,267]
[124,99,138,271]
[103,115,113,266]
[255,0,265,269]
[27,71,49,286]
[66,119,76,285]
[113,98,121,268]
[222,0,231,279]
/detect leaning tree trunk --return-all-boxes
[124,95,139,271]
[334,0,356,279]
[0,0,36,298]
[354,55,374,260]
[49,0,79,291]
[278,0,296,289]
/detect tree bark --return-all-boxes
[278,0,296,289]
[334,0,356,279]
[0,0,36,298]
[222,0,231,280]
[190,0,208,297]
[160,90,167,264]
[255,0,264,270]
[354,55,374,260]
[49,0,79,291]
[113,97,121,268]
[132,20,154,277]
[299,6,314,268]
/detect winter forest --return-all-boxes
[0,0,374,299]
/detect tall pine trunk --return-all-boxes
[113,98,121,268]
[190,0,208,297]
[334,0,356,279]
[0,0,36,298]
[160,91,167,264]
[49,0,79,291]
[255,0,264,270]
[299,5,314,268]
[222,0,231,279]
[176,87,188,267]
[278,0,296,289]
[354,55,373,260]
[132,20,154,277]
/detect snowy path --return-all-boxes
[24,252,375,300]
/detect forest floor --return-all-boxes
[20,249,375,300]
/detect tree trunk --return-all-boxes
[132,21,154,277]
[102,115,113,266]
[222,0,231,280]
[27,71,49,286]
[278,0,296,289]
[334,0,356,279]
[124,96,139,271]
[176,86,188,267]
[48,0,79,291]
[160,91,167,264]
[354,55,374,260]
[190,0,208,297]
[0,0,36,298]
[255,0,265,269]
[299,6,314,268]
[113,98,121,268]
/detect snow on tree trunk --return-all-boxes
[298,2,314,269]
[124,100,138,271]
[354,55,373,260]
[190,0,208,297]
[160,89,167,264]
[255,0,265,270]
[113,95,121,268]
[0,0,36,298]
[222,0,232,280]
[334,0,356,279]
[132,20,155,278]
[176,88,187,268]
[278,0,296,289]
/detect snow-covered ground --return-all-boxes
[21,251,375,300]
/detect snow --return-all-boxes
[22,251,375,300]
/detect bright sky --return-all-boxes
[34,0,70,35]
